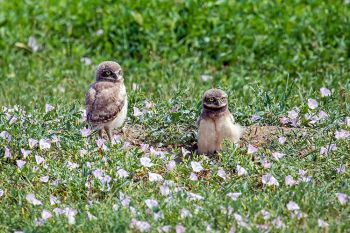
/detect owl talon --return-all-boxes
[105,127,112,141]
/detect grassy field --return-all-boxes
[1,0,350,232]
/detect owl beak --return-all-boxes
[113,72,123,81]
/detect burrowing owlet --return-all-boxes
[197,88,243,154]
[85,61,127,140]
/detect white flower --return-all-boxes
[166,160,176,171]
[96,138,107,149]
[35,155,45,165]
[247,144,258,154]
[217,168,227,180]
[133,107,143,117]
[64,207,77,225]
[335,130,350,139]
[180,208,192,218]
[251,115,262,122]
[288,108,299,120]
[140,157,154,167]
[144,100,155,109]
[80,128,91,137]
[320,144,337,156]
[145,199,159,209]
[80,149,88,157]
[320,87,331,97]
[307,99,318,109]
[96,29,104,36]
[189,172,198,181]
[0,131,11,142]
[120,192,131,207]
[262,174,279,186]
[262,160,272,169]
[42,210,52,220]
[67,161,79,169]
[286,201,300,211]
[81,57,92,65]
[271,152,285,160]
[130,219,151,232]
[28,36,39,52]
[40,176,49,183]
[26,193,42,205]
[234,213,249,228]
[278,136,286,144]
[4,146,12,158]
[271,217,285,229]
[236,165,248,176]
[346,116,350,126]
[191,161,203,172]
[39,139,51,150]
[49,195,60,205]
[258,210,271,220]
[93,169,111,184]
[318,110,328,120]
[20,148,31,158]
[117,168,129,178]
[187,192,204,201]
[175,224,185,233]
[16,160,26,169]
[336,164,346,174]
[181,147,190,156]
[28,138,38,148]
[0,189,4,197]
[318,219,329,228]
[159,225,171,232]
[132,83,140,91]
[45,103,54,113]
[227,192,241,200]
[200,74,213,82]
[87,211,97,220]
[34,218,45,226]
[53,207,65,215]
[285,175,297,186]
[336,193,349,205]
[159,185,171,196]
[148,172,163,182]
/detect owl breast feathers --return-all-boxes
[86,81,126,126]
[197,112,243,154]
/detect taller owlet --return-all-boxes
[85,61,127,140]
[197,88,243,154]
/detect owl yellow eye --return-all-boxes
[102,70,111,77]
[209,98,214,102]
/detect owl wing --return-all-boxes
[86,85,126,124]
[85,86,96,118]
[229,113,235,124]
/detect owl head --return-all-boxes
[95,61,123,82]
[202,88,228,110]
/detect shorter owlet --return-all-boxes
[85,61,127,140]
[197,88,243,154]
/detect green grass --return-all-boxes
[0,0,350,232]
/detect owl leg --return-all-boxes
[98,129,103,138]
[105,127,112,141]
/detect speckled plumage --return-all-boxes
[197,88,243,154]
[85,61,127,140]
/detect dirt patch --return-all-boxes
[120,124,313,155]
[240,125,310,147]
